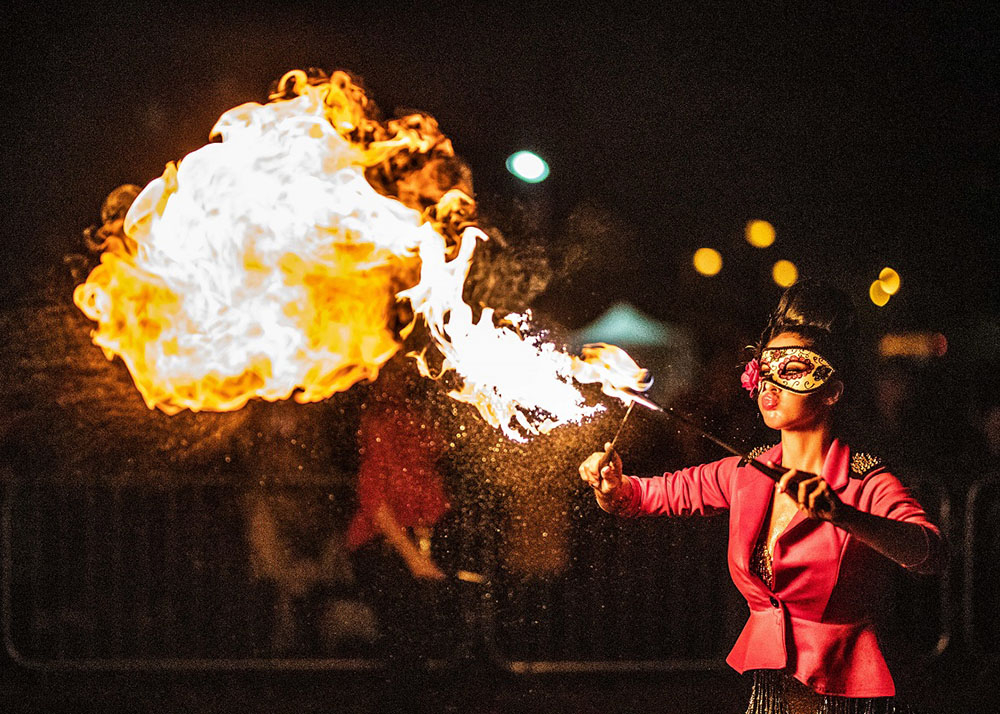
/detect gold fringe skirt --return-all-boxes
[746,670,918,714]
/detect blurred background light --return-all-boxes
[771,259,798,287]
[745,219,776,248]
[878,332,948,360]
[869,280,891,307]
[506,150,550,183]
[878,266,901,295]
[692,248,722,276]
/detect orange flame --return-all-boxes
[73,70,651,439]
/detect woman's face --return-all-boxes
[757,332,839,432]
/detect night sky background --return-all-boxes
[3,2,997,365]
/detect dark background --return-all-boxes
[2,3,998,713]
[4,2,997,332]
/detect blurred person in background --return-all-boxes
[960,372,1000,478]
[243,401,375,655]
[347,367,456,708]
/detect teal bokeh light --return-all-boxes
[505,150,550,183]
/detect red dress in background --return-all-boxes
[346,403,450,551]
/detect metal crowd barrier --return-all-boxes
[881,473,953,659]
[1,472,381,671]
[963,472,1000,655]
[1,467,958,673]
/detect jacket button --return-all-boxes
[769,596,780,608]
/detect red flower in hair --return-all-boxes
[741,358,761,395]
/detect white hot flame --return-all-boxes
[74,70,652,439]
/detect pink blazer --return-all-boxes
[618,439,943,697]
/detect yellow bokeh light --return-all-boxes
[693,247,722,276]
[745,220,776,248]
[772,259,798,288]
[878,267,901,295]
[869,280,891,307]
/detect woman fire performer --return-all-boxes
[579,280,944,714]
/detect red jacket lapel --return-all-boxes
[731,443,782,576]
[777,438,852,543]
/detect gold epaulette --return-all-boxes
[850,451,883,477]
[743,443,778,464]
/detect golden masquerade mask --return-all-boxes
[758,346,836,394]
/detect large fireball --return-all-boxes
[74,70,650,441]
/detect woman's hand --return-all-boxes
[579,442,623,494]
[580,443,631,512]
[776,467,845,523]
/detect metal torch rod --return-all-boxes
[596,401,634,470]
[619,390,801,483]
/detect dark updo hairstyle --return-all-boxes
[758,279,859,390]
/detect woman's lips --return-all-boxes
[761,391,779,410]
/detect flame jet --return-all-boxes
[74,70,650,441]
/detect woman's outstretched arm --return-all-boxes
[580,442,733,517]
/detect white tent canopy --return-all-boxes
[572,302,696,404]
[573,302,676,347]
